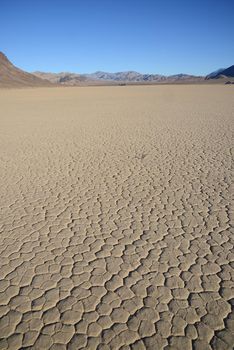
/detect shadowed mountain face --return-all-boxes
[0,52,52,88]
[206,68,225,79]
[206,65,234,79]
[217,65,234,77]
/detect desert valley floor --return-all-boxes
[0,85,233,349]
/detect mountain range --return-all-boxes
[0,51,233,87]
[33,70,204,85]
[33,67,234,85]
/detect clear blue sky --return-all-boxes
[1,0,233,75]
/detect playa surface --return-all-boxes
[0,86,233,349]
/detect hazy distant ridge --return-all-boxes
[33,70,204,85]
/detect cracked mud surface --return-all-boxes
[0,86,233,349]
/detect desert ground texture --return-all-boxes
[0,85,233,350]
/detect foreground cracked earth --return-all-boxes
[0,86,233,349]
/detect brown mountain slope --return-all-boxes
[0,52,53,88]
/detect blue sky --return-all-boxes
[1,0,233,75]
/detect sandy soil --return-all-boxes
[0,86,233,349]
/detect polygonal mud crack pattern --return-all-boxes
[0,86,233,349]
